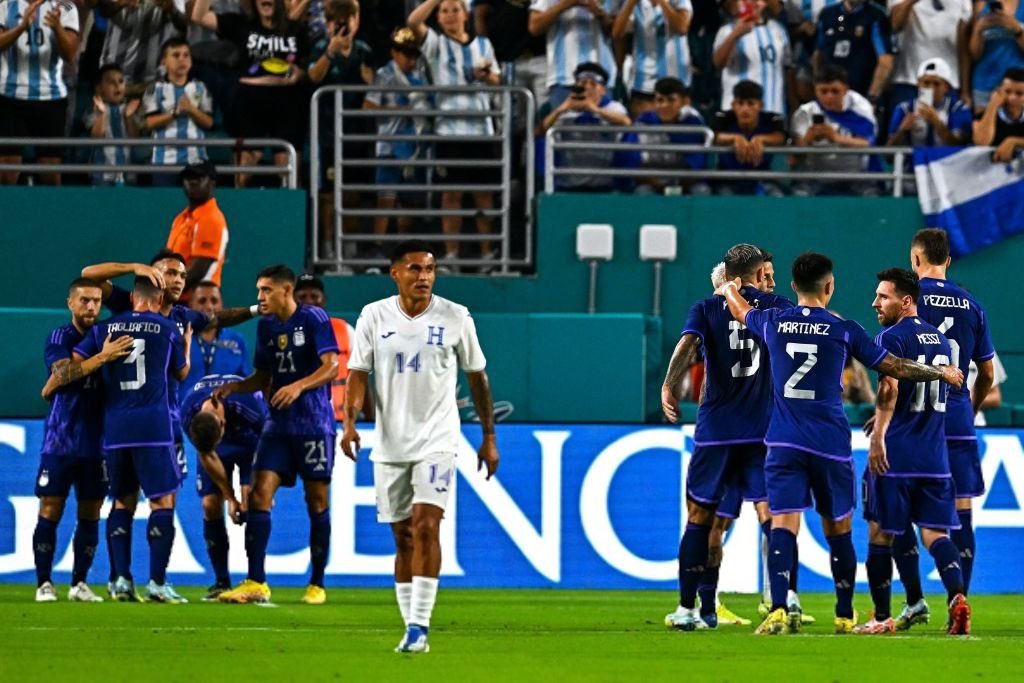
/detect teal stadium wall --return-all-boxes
[1,188,1021,419]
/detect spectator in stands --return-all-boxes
[473,0,547,108]
[364,28,427,247]
[783,0,839,104]
[529,0,616,109]
[181,280,250,401]
[309,0,374,261]
[143,38,214,186]
[812,0,893,102]
[165,160,229,292]
[536,61,632,192]
[409,0,501,270]
[713,0,793,115]
[712,79,787,196]
[887,0,971,111]
[85,63,140,186]
[98,0,188,93]
[970,2,1024,112]
[191,0,310,187]
[611,0,692,119]
[0,0,80,186]
[790,64,877,196]
[888,58,972,147]
[187,0,243,115]
[635,76,708,195]
[842,355,875,404]
[974,67,1024,161]
[287,0,329,44]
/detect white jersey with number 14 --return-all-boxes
[348,295,486,464]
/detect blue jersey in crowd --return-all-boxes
[712,110,787,171]
[815,2,892,96]
[916,277,995,439]
[683,286,794,444]
[254,305,339,436]
[745,306,888,459]
[74,311,186,449]
[41,323,104,458]
[180,329,250,403]
[181,374,267,450]
[874,316,952,476]
[108,284,210,440]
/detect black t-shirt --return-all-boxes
[216,13,310,79]
[475,0,545,63]
[712,110,786,137]
[994,110,1024,146]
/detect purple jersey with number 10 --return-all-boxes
[682,286,794,444]
[744,306,888,460]
[74,311,187,449]
[254,304,339,436]
[916,277,995,439]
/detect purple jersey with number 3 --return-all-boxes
[254,305,339,436]
[745,306,888,460]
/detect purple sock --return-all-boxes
[768,528,796,612]
[866,543,893,620]
[147,508,175,584]
[951,509,975,594]
[309,509,330,588]
[33,516,58,586]
[827,532,856,619]
[677,523,711,609]
[71,518,99,586]
[698,564,719,617]
[107,508,134,580]
[204,518,230,586]
[246,510,272,583]
[892,524,922,604]
[929,536,965,603]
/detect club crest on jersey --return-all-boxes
[38,470,49,487]
[426,325,445,346]
[293,328,306,347]
[854,25,864,38]
[277,334,289,350]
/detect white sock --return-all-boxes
[409,576,439,628]
[395,582,412,625]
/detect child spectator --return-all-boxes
[712,79,787,195]
[635,76,708,195]
[363,28,429,247]
[713,0,792,115]
[143,38,213,185]
[611,0,693,118]
[84,63,140,186]
[888,58,972,147]
[974,67,1024,162]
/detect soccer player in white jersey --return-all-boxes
[713,0,793,114]
[343,239,500,654]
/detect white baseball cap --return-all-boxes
[917,58,954,85]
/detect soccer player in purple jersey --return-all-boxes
[182,374,268,600]
[214,265,340,606]
[32,278,133,602]
[882,229,996,630]
[73,277,192,603]
[720,252,962,635]
[856,268,970,636]
[662,244,794,631]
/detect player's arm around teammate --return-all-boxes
[41,332,134,399]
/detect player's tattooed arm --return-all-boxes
[210,306,257,328]
[661,333,700,423]
[719,278,752,325]
[876,353,965,388]
[467,370,499,480]
[40,335,134,399]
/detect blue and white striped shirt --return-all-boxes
[84,102,132,185]
[143,78,212,165]
[530,0,617,89]
[421,27,499,136]
[714,19,791,115]
[617,0,692,93]
[0,0,78,101]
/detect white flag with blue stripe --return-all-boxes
[914,146,1024,257]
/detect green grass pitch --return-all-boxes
[2,586,1023,681]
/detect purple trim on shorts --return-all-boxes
[680,329,704,341]
[145,486,180,500]
[746,496,769,503]
[955,490,985,499]
[693,438,764,446]
[686,522,712,531]
[917,522,963,532]
[766,442,852,462]
[831,509,855,522]
[687,491,720,505]
[879,472,952,479]
[769,506,811,515]
[976,352,995,362]
[946,436,978,442]
[715,511,738,520]
[105,440,175,449]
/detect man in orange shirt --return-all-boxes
[294,273,374,424]
[166,160,229,295]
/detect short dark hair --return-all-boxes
[723,243,765,279]
[791,252,834,293]
[733,79,763,102]
[814,64,849,85]
[654,76,688,98]
[68,277,101,296]
[133,275,163,299]
[911,228,950,265]
[160,37,190,59]
[96,63,123,81]
[1004,67,1024,84]
[150,249,187,268]
[188,411,223,452]
[295,273,325,293]
[573,61,609,85]
[256,264,297,284]
[760,248,774,263]
[877,268,920,300]
[390,239,436,264]
[194,280,220,291]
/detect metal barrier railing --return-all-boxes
[0,137,299,188]
[310,84,535,274]
[544,125,915,197]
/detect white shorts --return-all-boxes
[373,452,456,523]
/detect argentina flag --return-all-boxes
[914,147,1024,257]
